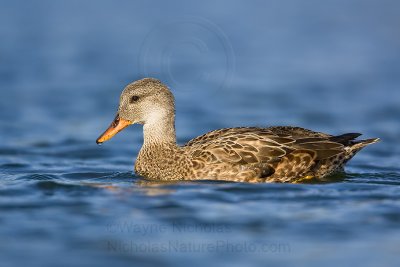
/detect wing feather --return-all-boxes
[186,126,349,167]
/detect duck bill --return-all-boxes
[96,114,132,144]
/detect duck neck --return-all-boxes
[142,113,177,148]
[136,112,186,180]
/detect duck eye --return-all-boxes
[130,95,140,103]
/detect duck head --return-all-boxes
[96,78,175,144]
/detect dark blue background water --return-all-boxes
[1,1,400,266]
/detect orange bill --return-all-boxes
[96,114,132,144]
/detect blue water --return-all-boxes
[1,1,400,266]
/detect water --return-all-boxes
[1,0,400,266]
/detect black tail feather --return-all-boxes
[329,133,362,145]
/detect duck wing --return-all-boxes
[185,127,291,164]
[268,126,353,160]
[186,126,353,165]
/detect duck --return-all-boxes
[96,78,379,183]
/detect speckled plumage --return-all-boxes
[97,78,379,183]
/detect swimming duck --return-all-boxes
[96,78,379,183]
